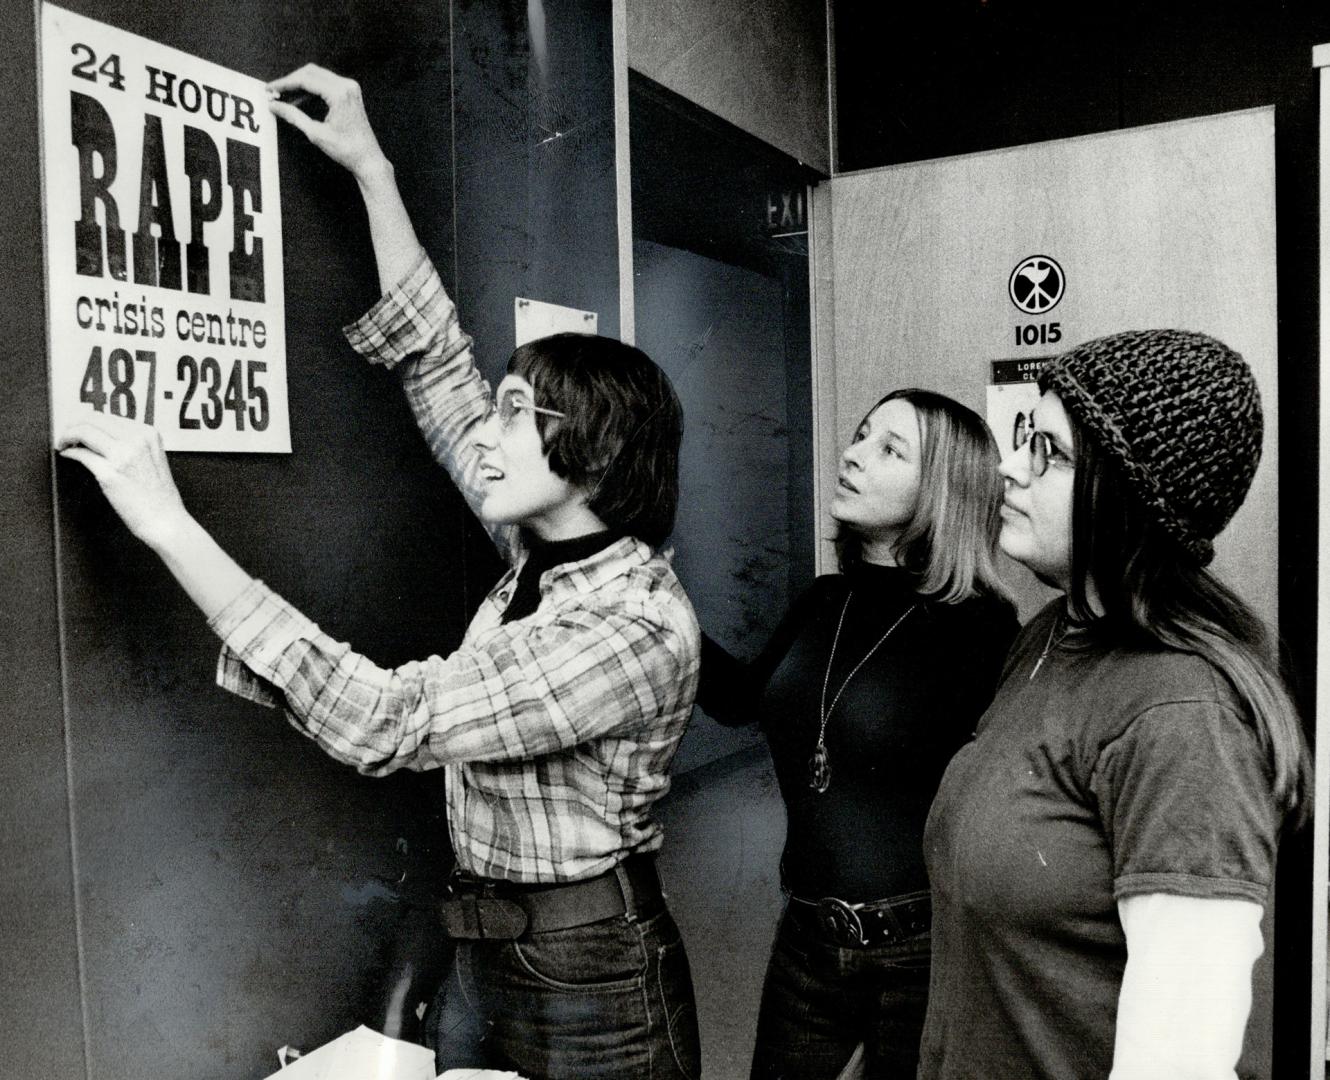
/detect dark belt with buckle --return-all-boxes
[785,887,931,948]
[439,853,662,941]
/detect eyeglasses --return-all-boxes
[1012,413,1073,478]
[487,387,566,433]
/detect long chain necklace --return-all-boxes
[810,593,917,794]
[1027,611,1068,681]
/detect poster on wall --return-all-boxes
[39,3,289,452]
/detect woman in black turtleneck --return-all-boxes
[698,389,1018,1080]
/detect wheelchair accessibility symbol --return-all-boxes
[1008,256,1065,314]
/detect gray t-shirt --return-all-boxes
[919,602,1280,1079]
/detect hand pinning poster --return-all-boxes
[40,4,289,452]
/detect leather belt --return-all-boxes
[440,854,661,940]
[785,887,931,949]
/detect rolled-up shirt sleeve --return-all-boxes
[210,578,689,776]
[343,250,517,562]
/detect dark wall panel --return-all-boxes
[42,2,461,1076]
[634,239,788,773]
[11,2,625,1076]
[629,73,819,773]
[452,0,620,389]
[450,0,621,595]
[0,6,87,1078]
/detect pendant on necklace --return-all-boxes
[808,741,831,793]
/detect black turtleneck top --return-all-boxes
[698,563,1018,902]
[501,530,621,623]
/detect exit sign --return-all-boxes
[763,188,807,235]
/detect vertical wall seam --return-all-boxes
[33,0,95,1074]
[825,0,837,175]
[1311,44,1330,1076]
[449,0,459,309]
[612,0,634,344]
[49,442,95,1080]
[807,180,835,577]
[448,0,470,618]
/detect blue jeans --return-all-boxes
[749,906,931,1079]
[425,905,701,1080]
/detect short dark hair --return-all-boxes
[509,333,683,547]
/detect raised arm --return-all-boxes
[268,66,515,559]
[268,64,517,562]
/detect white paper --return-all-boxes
[439,1071,525,1079]
[514,297,597,347]
[985,380,1040,459]
[40,3,290,452]
[265,1026,435,1080]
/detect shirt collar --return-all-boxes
[510,532,654,597]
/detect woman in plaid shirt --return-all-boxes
[58,64,702,1080]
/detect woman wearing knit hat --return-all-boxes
[917,329,1312,1079]
[698,389,1019,1079]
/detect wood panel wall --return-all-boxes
[813,109,1279,629]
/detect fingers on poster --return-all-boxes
[40,4,290,453]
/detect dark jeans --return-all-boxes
[749,906,931,1080]
[425,905,701,1080]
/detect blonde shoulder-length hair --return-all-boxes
[835,388,1012,606]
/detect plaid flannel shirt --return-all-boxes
[210,251,700,883]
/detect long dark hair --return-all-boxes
[1066,423,1311,826]
[835,389,1011,605]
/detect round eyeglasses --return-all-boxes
[488,387,566,433]
[1012,413,1073,478]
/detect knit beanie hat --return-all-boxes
[1038,329,1263,565]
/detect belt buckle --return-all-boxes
[817,896,867,946]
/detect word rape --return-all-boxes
[70,65,264,301]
